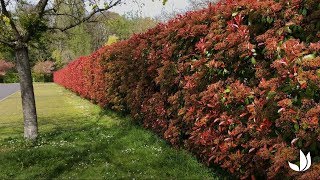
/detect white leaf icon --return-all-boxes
[288,161,300,172]
[302,152,311,171]
[288,150,312,172]
[299,150,307,171]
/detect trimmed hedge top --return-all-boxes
[54,0,320,178]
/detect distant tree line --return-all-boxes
[0,1,157,82]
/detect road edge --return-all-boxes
[0,91,19,102]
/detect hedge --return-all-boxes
[2,72,19,83]
[1,73,53,83]
[54,0,320,178]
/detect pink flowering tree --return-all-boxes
[0,60,14,77]
[33,61,55,82]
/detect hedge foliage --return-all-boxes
[54,0,320,178]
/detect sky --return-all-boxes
[27,0,191,18]
[110,0,191,18]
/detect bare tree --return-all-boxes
[0,0,123,140]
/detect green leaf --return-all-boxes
[294,124,299,132]
[251,57,256,65]
[2,16,10,26]
[311,142,317,151]
[267,91,276,100]
[92,4,98,9]
[162,0,168,5]
[223,68,229,75]
[305,86,315,97]
[245,98,249,105]
[302,8,307,16]
[266,16,273,24]
[302,54,315,60]
[224,88,231,93]
[285,26,292,34]
[232,12,238,17]
[317,69,320,77]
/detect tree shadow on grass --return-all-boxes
[0,111,232,180]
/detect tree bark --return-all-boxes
[15,45,38,140]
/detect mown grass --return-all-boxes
[0,83,228,179]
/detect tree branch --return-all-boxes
[22,0,49,42]
[0,0,21,40]
[49,0,122,32]
[0,38,14,47]
[35,0,49,18]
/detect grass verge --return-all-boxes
[0,83,227,179]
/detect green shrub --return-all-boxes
[32,73,53,82]
[3,72,19,83]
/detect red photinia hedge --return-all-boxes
[54,0,320,178]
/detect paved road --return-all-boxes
[0,83,20,101]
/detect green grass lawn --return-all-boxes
[0,83,227,179]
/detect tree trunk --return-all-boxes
[15,45,38,140]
